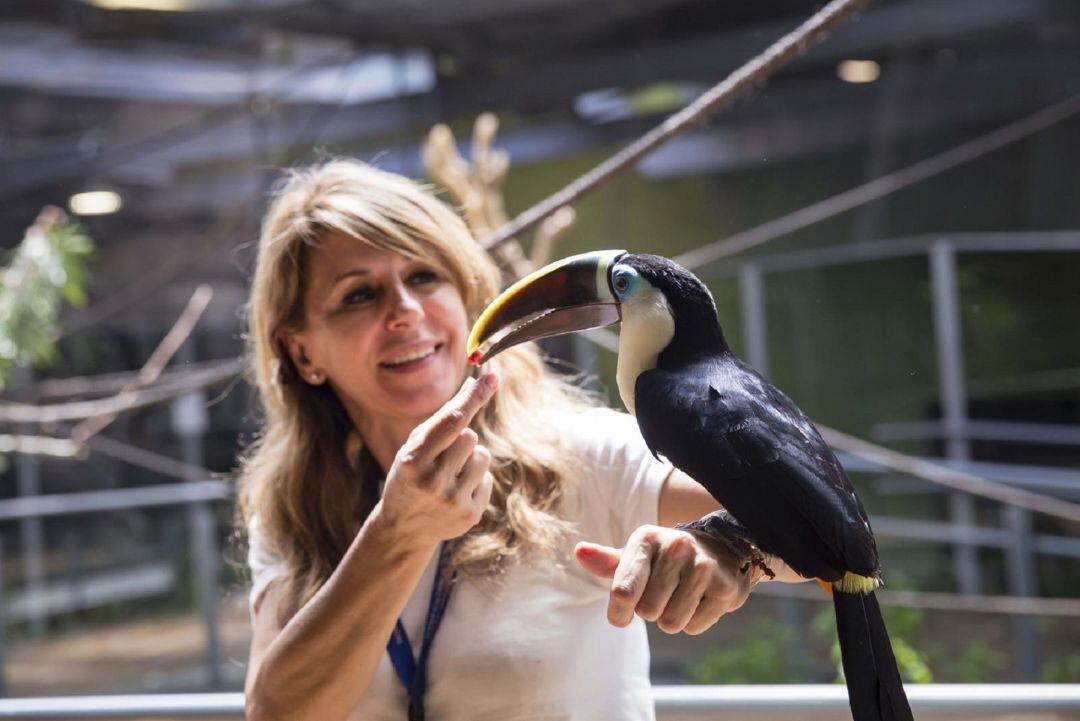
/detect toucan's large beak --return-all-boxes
[467,249,625,364]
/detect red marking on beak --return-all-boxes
[467,349,484,366]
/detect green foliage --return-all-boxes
[889,637,934,684]
[938,642,1009,682]
[810,587,934,685]
[0,207,93,389]
[684,617,797,684]
[1042,652,1080,683]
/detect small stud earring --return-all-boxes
[310,372,321,383]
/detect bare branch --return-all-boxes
[0,357,243,425]
[422,115,534,278]
[87,434,215,482]
[69,285,213,443]
[13,357,240,401]
[819,425,1080,524]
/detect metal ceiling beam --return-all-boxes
[116,48,1080,216]
[4,42,1075,206]
[0,0,1068,107]
[438,0,1074,116]
[0,24,433,105]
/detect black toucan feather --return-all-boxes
[624,254,913,721]
[835,590,912,721]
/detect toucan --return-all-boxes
[467,250,913,721]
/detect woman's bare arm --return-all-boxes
[245,375,498,721]
[246,507,439,721]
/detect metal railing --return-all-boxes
[709,230,1080,680]
[1,231,1077,692]
[0,685,1077,719]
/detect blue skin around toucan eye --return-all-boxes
[611,266,639,300]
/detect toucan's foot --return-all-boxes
[676,510,773,578]
[744,548,776,580]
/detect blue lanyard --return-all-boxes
[364,451,456,721]
[385,541,456,721]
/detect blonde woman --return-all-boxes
[240,160,798,721]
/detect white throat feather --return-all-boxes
[616,287,675,415]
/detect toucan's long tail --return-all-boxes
[833,590,913,721]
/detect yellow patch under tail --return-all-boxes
[833,572,881,595]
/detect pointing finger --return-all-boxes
[607,535,658,627]
[412,374,498,460]
[575,542,621,579]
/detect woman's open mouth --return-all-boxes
[378,343,442,373]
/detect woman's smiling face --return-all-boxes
[285,233,470,430]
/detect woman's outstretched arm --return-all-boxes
[245,375,498,721]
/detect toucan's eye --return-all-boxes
[612,267,638,298]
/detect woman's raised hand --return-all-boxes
[378,373,499,548]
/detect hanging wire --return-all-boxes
[479,0,872,250]
[676,91,1080,273]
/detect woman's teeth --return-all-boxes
[382,346,437,367]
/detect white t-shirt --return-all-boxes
[247,407,672,721]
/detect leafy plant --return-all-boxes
[941,642,1009,682]
[684,617,797,684]
[0,207,93,389]
[1041,652,1080,683]
[810,586,934,684]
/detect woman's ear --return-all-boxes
[279,331,324,385]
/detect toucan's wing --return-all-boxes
[634,358,879,580]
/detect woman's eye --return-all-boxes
[409,269,439,285]
[342,286,377,305]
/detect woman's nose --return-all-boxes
[386,283,423,328]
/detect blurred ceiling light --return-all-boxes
[69,190,122,216]
[837,59,880,83]
[82,0,215,10]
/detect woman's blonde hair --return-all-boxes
[238,159,594,618]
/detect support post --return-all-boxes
[171,340,223,689]
[738,263,804,676]
[13,366,45,638]
[1005,505,1040,679]
[929,242,981,594]
[0,536,6,697]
